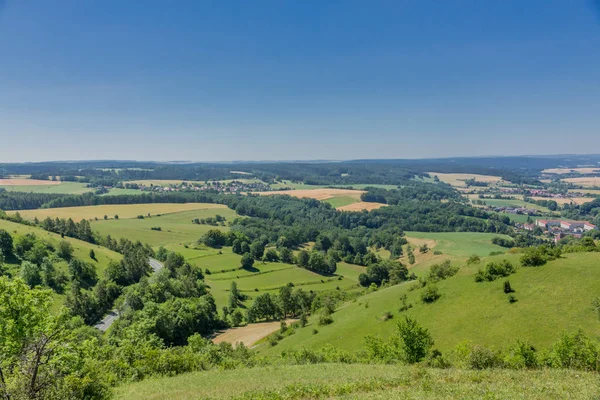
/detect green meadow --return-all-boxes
[0,182,93,194]
[259,251,600,355]
[404,231,511,257]
[90,208,238,246]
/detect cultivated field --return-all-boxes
[468,195,551,212]
[428,172,503,187]
[543,167,600,174]
[530,196,595,205]
[337,201,387,212]
[562,177,600,187]
[259,188,365,201]
[12,203,228,222]
[0,178,60,186]
[115,363,600,400]
[569,188,600,196]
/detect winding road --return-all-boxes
[94,257,164,332]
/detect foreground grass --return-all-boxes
[114,363,600,400]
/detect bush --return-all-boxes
[504,340,538,369]
[421,285,441,303]
[382,311,393,321]
[508,294,518,303]
[475,260,516,282]
[466,254,480,265]
[469,345,503,369]
[318,313,334,326]
[427,349,451,369]
[397,316,434,364]
[544,330,600,370]
[520,245,561,267]
[503,280,514,294]
[428,260,458,282]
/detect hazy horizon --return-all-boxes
[1,0,600,162]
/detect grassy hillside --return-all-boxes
[114,363,600,400]
[0,219,122,276]
[260,251,600,355]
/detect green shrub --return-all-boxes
[544,330,600,370]
[421,285,441,303]
[508,294,518,303]
[475,259,516,282]
[428,260,459,282]
[520,245,561,267]
[504,340,538,369]
[469,345,503,369]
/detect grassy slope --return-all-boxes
[0,182,93,194]
[114,363,600,400]
[260,251,600,355]
[0,219,122,276]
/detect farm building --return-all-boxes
[536,219,597,233]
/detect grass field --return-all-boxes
[115,363,600,400]
[12,203,229,222]
[260,251,600,355]
[101,188,144,196]
[404,231,511,257]
[568,188,600,196]
[323,196,360,208]
[428,172,503,187]
[89,207,238,246]
[0,181,93,194]
[530,196,594,205]
[270,181,398,191]
[205,254,359,309]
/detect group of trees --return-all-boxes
[358,259,411,287]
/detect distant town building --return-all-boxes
[536,219,597,233]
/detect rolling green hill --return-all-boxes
[259,251,600,355]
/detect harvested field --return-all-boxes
[212,319,296,347]
[562,177,600,187]
[10,203,228,222]
[543,167,600,174]
[530,196,595,205]
[258,188,365,201]
[428,172,503,187]
[0,178,60,186]
[337,201,387,212]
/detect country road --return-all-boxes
[94,257,164,332]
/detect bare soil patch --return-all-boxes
[337,202,387,212]
[0,179,60,186]
[259,188,365,201]
[212,319,296,347]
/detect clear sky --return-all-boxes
[0,0,599,162]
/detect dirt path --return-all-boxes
[212,319,297,347]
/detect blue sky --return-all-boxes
[0,0,599,162]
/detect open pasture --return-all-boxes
[428,172,503,187]
[404,231,511,257]
[89,207,237,246]
[568,188,600,196]
[12,203,229,222]
[562,176,600,187]
[468,195,551,212]
[0,180,92,194]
